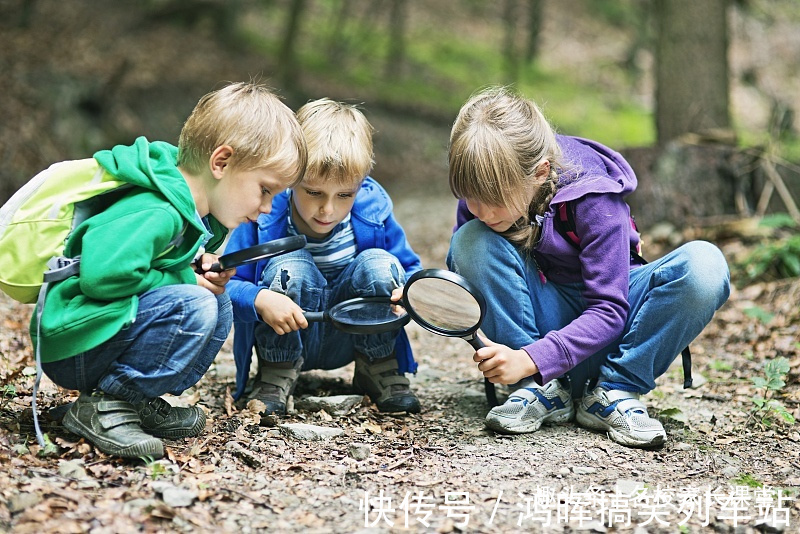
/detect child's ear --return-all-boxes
[209,145,234,180]
[535,160,551,181]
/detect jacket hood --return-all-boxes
[93,136,205,233]
[551,135,638,204]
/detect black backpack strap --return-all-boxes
[681,346,693,389]
[554,201,581,250]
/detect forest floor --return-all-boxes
[0,193,799,533]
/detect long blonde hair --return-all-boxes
[448,86,562,251]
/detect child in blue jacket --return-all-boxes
[227,98,423,416]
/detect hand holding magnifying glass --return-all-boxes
[289,268,501,407]
[196,235,308,273]
[401,269,499,407]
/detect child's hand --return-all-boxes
[255,289,309,335]
[473,339,539,384]
[390,287,404,302]
[194,253,234,295]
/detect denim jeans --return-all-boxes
[43,285,233,404]
[447,222,731,397]
[253,248,406,370]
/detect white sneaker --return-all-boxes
[576,385,666,448]
[485,379,574,434]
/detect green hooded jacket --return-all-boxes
[31,136,227,362]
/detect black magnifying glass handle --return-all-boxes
[465,333,485,351]
[466,334,498,407]
[303,311,327,323]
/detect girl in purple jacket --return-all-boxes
[446,87,730,448]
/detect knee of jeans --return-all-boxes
[216,292,233,331]
[449,220,510,278]
[178,285,221,334]
[679,241,731,306]
[262,250,323,297]
[351,249,405,292]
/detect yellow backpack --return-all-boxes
[0,159,131,303]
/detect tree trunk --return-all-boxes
[278,0,307,88]
[654,0,731,145]
[385,0,408,79]
[525,0,543,64]
[502,0,519,82]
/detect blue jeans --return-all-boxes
[43,285,232,404]
[253,248,406,370]
[447,223,730,397]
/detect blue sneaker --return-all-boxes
[576,385,666,448]
[484,378,574,434]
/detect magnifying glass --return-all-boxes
[304,297,410,334]
[201,235,308,273]
[401,268,498,407]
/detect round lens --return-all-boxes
[404,277,482,334]
[330,299,407,327]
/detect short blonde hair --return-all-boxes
[178,82,307,186]
[449,86,562,251]
[296,98,374,185]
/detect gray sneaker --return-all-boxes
[352,353,421,414]
[575,384,666,448]
[248,359,304,416]
[485,378,574,434]
[62,392,164,459]
[136,397,206,439]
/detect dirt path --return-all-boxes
[0,191,799,533]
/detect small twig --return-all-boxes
[761,156,800,223]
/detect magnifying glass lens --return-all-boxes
[330,299,407,327]
[405,278,481,333]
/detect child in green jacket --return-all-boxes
[33,82,307,459]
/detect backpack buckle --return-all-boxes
[43,256,81,283]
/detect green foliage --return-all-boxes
[37,433,60,457]
[732,473,763,488]
[750,357,795,427]
[143,458,168,479]
[709,360,733,372]
[759,213,799,229]
[743,306,775,324]
[733,230,800,288]
[659,407,687,424]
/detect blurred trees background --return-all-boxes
[1,0,798,227]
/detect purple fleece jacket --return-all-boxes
[455,135,642,385]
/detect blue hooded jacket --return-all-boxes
[227,177,422,400]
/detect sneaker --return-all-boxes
[484,378,574,434]
[136,397,206,439]
[247,359,304,416]
[575,384,666,448]
[62,392,164,459]
[352,353,421,414]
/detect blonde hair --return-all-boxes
[178,81,307,186]
[449,86,562,252]
[296,98,374,185]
